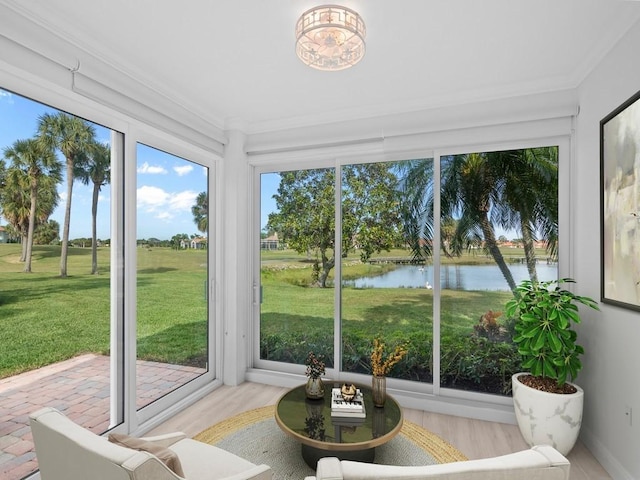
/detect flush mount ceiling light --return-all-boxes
[295,4,366,71]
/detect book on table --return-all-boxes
[331,388,366,418]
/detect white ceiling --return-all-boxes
[7,0,640,134]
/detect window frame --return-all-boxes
[249,132,572,420]
[0,78,223,440]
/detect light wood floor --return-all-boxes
[148,382,611,480]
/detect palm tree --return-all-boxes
[440,152,518,291]
[399,159,434,258]
[401,149,558,293]
[192,191,208,233]
[0,158,6,208]
[492,148,558,283]
[3,139,62,272]
[38,112,96,277]
[1,167,31,258]
[1,165,59,263]
[76,141,111,274]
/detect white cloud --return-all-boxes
[137,162,167,174]
[173,165,193,176]
[137,185,198,222]
[170,190,199,211]
[156,210,173,220]
[137,185,170,209]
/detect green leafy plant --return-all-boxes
[505,278,599,388]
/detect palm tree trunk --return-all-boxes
[520,221,538,283]
[23,182,38,273]
[480,215,517,292]
[20,234,27,262]
[91,182,99,274]
[60,160,73,277]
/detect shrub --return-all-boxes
[260,329,521,395]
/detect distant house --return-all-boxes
[0,226,8,243]
[261,233,279,250]
[179,237,207,249]
[191,237,207,249]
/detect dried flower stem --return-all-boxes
[370,338,408,376]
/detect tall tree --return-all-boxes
[0,158,6,212]
[38,112,96,277]
[192,191,208,233]
[496,147,558,283]
[76,141,111,274]
[267,164,402,287]
[440,152,518,291]
[3,139,61,272]
[401,149,558,293]
[1,164,59,262]
[1,167,30,259]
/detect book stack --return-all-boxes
[331,387,366,419]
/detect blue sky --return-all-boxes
[0,89,207,241]
[1,89,519,243]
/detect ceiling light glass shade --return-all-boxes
[295,5,366,71]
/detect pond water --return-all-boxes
[344,263,558,291]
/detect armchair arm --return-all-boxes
[139,432,187,448]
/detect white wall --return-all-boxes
[574,20,640,480]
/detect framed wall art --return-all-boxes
[601,88,640,311]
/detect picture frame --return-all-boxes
[601,88,640,311]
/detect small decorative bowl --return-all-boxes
[341,383,357,401]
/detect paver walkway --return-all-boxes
[0,354,204,480]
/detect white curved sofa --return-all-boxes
[305,445,569,480]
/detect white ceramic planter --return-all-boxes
[511,372,583,456]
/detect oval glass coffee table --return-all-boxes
[275,381,403,467]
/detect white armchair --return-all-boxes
[305,445,569,480]
[29,407,272,480]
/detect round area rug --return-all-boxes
[194,406,467,480]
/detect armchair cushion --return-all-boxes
[108,433,185,477]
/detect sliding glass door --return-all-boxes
[0,88,219,480]
[259,169,336,370]
[0,89,118,480]
[135,143,211,410]
[255,144,560,399]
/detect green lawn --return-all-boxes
[0,243,208,378]
[0,243,520,394]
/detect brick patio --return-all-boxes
[0,354,204,480]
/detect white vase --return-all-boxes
[512,372,583,456]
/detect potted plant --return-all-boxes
[505,278,599,455]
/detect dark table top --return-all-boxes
[275,381,403,452]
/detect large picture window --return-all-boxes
[256,146,559,397]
